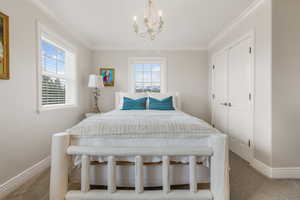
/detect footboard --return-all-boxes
[50,133,229,200]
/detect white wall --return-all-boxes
[208,0,273,166]
[92,50,210,121]
[0,0,92,185]
[272,0,300,167]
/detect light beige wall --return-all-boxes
[272,0,300,167]
[92,50,210,121]
[0,0,92,185]
[208,0,272,165]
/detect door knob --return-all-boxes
[228,102,232,107]
[220,103,228,106]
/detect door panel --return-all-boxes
[228,38,252,162]
[212,51,228,134]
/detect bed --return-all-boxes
[49,92,229,200]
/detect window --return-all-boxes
[37,24,77,111]
[129,58,167,93]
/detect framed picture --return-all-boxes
[0,11,9,80]
[100,68,115,87]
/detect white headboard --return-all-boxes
[115,92,182,110]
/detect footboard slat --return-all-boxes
[162,156,170,194]
[189,156,197,193]
[107,156,116,193]
[135,156,144,193]
[81,155,90,193]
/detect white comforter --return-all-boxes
[67,110,219,138]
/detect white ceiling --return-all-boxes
[34,0,255,50]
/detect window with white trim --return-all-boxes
[38,25,77,111]
[129,58,167,93]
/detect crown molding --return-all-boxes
[208,0,265,49]
[91,46,208,51]
[26,0,93,50]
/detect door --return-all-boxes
[212,37,253,163]
[212,51,228,134]
[227,38,253,162]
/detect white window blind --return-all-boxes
[38,27,77,111]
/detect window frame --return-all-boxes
[128,57,167,93]
[36,22,78,112]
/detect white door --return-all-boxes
[227,38,253,162]
[212,51,228,134]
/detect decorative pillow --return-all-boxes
[122,97,147,110]
[149,96,175,110]
[117,92,147,110]
[148,93,179,110]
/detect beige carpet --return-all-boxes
[3,152,300,200]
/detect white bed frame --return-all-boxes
[49,93,229,200]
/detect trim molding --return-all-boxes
[272,168,300,179]
[251,159,273,178]
[91,47,208,51]
[25,0,92,49]
[0,156,51,199]
[208,0,265,49]
[251,159,300,179]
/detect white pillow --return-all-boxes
[117,92,147,110]
[148,92,180,110]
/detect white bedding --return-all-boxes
[67,110,219,138]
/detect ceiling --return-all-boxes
[34,0,256,50]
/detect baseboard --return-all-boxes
[0,156,51,199]
[272,167,300,179]
[251,159,300,179]
[251,158,272,178]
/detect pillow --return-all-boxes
[149,96,175,110]
[122,97,147,110]
[148,93,179,110]
[117,92,147,110]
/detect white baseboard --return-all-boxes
[251,158,273,178]
[251,159,300,179]
[0,156,51,199]
[272,167,300,179]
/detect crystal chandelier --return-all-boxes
[133,0,164,40]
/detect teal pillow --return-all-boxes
[149,96,175,110]
[122,97,147,110]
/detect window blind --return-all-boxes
[42,75,66,105]
[39,35,76,108]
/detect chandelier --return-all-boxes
[133,0,164,40]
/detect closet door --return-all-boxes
[227,38,253,162]
[212,51,228,134]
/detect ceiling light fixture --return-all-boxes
[133,0,164,40]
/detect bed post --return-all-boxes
[210,135,230,200]
[50,133,70,200]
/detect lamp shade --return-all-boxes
[88,75,104,88]
[88,75,98,88]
